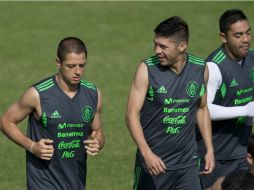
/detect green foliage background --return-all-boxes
[0,2,253,190]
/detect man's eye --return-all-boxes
[160,45,167,49]
[235,34,241,38]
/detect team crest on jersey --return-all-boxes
[186,81,198,97]
[250,68,254,83]
[82,106,94,123]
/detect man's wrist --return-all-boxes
[30,142,35,153]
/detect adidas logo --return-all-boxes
[157,86,167,94]
[230,79,238,87]
[50,110,61,119]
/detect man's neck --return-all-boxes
[55,74,79,98]
[169,53,187,74]
[223,44,243,63]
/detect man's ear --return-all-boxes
[219,32,227,43]
[56,57,61,68]
[178,41,187,54]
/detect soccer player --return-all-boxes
[197,9,254,190]
[126,16,214,190]
[0,37,105,189]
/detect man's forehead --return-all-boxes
[154,35,176,43]
[65,52,86,57]
[228,20,250,33]
[62,53,86,64]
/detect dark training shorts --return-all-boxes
[133,161,202,190]
[199,157,250,189]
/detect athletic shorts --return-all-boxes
[199,157,250,189]
[133,160,202,190]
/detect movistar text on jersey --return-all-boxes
[58,123,84,130]
[164,98,190,105]
[236,87,253,96]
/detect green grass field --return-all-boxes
[0,2,254,190]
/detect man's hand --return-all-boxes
[200,152,215,174]
[31,139,54,160]
[84,131,101,156]
[143,150,166,176]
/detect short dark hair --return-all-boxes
[154,16,189,43]
[248,134,254,158]
[57,37,87,62]
[219,9,248,33]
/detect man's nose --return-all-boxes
[242,33,250,43]
[155,46,162,54]
[74,65,80,75]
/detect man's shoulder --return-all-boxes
[143,55,159,66]
[80,79,97,91]
[187,53,205,67]
[33,76,55,93]
[206,47,226,64]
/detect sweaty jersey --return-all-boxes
[26,76,98,190]
[197,46,254,160]
[137,54,206,170]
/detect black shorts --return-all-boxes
[199,157,250,189]
[133,161,202,190]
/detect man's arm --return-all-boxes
[125,62,166,176]
[207,62,254,120]
[197,65,215,174]
[0,87,54,160]
[84,89,105,156]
